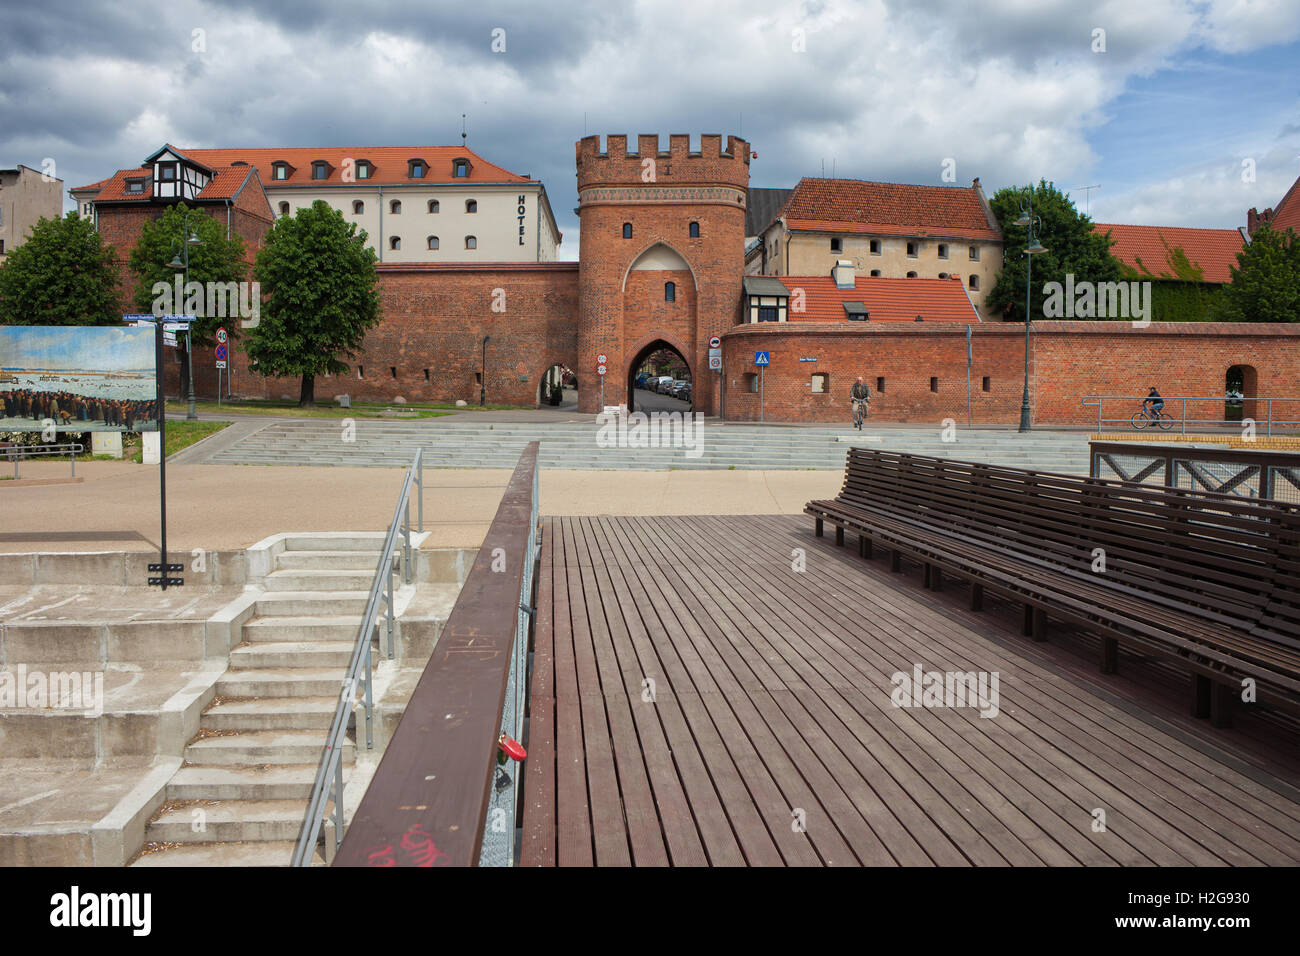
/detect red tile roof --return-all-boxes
[779,178,1002,242]
[70,177,110,194]
[175,146,533,187]
[1269,173,1300,235]
[90,164,260,204]
[778,274,979,323]
[1093,223,1244,284]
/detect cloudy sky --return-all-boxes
[3,0,1297,259]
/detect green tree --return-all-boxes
[245,200,381,405]
[129,202,248,399]
[0,212,121,325]
[986,180,1123,323]
[1219,222,1300,323]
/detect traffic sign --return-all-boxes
[755,351,770,366]
[215,342,228,369]
[216,327,228,344]
[709,336,721,349]
[597,353,608,364]
[597,364,607,376]
[708,355,722,370]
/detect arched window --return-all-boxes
[665,281,676,302]
[465,200,477,213]
[352,200,364,215]
[689,221,700,238]
[428,199,439,213]
[389,236,401,250]
[278,201,290,216]
[869,269,881,277]
[968,274,979,290]
[622,222,633,239]
[427,236,439,250]
[390,199,401,214]
[465,235,477,249]
[906,271,918,278]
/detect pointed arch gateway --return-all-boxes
[626,336,692,413]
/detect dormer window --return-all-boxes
[408,159,427,179]
[272,163,289,181]
[125,178,145,194]
[355,161,371,180]
[158,163,177,182]
[452,158,471,178]
[311,161,330,181]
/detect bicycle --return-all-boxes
[1131,405,1174,430]
[851,398,868,431]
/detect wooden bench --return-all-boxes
[806,448,1300,727]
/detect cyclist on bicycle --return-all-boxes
[1143,386,1164,420]
[850,376,870,430]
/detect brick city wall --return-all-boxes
[192,263,580,406]
[720,321,1300,426]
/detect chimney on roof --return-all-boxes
[832,259,855,289]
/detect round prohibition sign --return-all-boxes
[216,328,228,343]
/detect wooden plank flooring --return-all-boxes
[521,514,1300,866]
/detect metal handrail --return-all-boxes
[1,442,85,479]
[290,447,423,867]
[1083,395,1300,436]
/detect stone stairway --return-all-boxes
[204,419,1097,474]
[132,534,398,867]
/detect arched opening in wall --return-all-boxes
[627,339,691,413]
[1226,364,1258,423]
[536,364,578,409]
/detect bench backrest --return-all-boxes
[838,448,1300,644]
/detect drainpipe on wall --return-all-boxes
[378,185,383,263]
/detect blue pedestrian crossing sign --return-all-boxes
[754,351,770,366]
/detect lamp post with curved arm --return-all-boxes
[1013,187,1048,433]
[167,210,203,420]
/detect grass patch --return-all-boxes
[165,398,517,419]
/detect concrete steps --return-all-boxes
[134,534,385,867]
[203,420,1096,473]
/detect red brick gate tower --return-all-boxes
[575,133,749,415]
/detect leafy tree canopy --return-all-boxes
[986,180,1123,322]
[245,200,381,405]
[129,202,248,347]
[1219,222,1300,323]
[0,212,121,325]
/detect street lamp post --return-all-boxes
[1013,189,1048,433]
[480,335,491,407]
[168,211,203,421]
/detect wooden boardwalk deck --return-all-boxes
[521,514,1300,866]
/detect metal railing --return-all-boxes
[1,442,85,479]
[1090,440,1300,505]
[331,442,540,868]
[1083,395,1300,436]
[291,447,424,867]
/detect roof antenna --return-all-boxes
[1072,184,1101,217]
[461,113,468,147]
[832,158,836,179]
[821,159,825,177]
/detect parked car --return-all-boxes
[669,380,690,397]
[654,376,675,393]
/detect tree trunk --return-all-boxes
[299,373,315,407]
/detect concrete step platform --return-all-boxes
[264,569,379,592]
[282,534,387,551]
[242,615,366,643]
[166,765,320,801]
[201,695,341,731]
[253,591,372,617]
[146,798,317,843]
[132,840,300,867]
[230,640,355,669]
[216,667,349,698]
[183,730,354,765]
[274,549,389,570]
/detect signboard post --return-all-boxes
[597,354,607,412]
[149,319,182,590]
[755,351,770,422]
[215,327,228,408]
